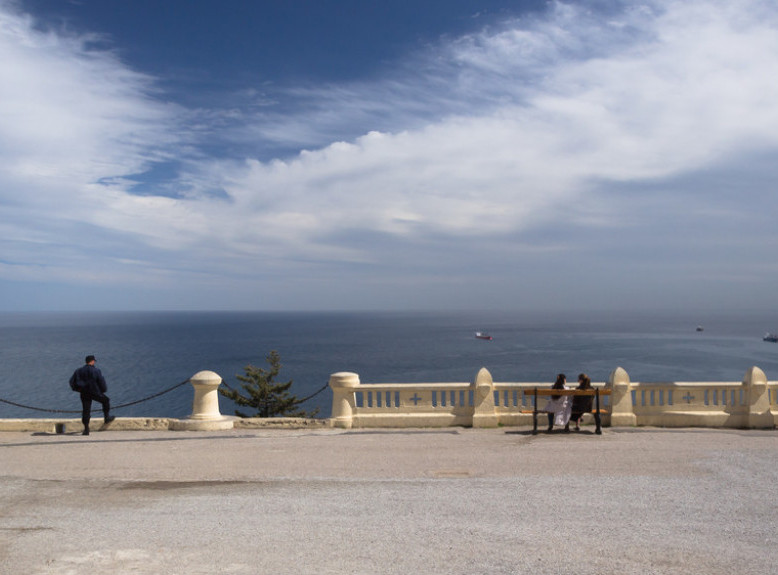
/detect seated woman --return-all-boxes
[544,373,571,432]
[566,373,594,432]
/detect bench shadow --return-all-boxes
[504,428,601,436]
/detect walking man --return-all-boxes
[69,355,115,435]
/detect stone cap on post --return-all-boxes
[329,372,361,389]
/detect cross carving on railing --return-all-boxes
[408,393,422,406]
[681,392,695,404]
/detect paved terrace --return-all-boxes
[1,426,776,575]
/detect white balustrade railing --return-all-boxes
[329,366,776,429]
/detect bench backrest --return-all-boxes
[524,388,612,397]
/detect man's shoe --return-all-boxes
[104,416,116,424]
[82,429,90,436]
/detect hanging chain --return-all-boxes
[0,379,330,414]
[0,378,191,414]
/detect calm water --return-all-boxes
[1,310,777,419]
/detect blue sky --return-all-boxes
[1,0,778,312]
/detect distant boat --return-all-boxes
[764,333,778,343]
[475,332,493,340]
[696,326,704,332]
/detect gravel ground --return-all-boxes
[0,426,776,574]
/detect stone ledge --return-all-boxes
[234,417,332,429]
[169,416,237,431]
[0,418,170,433]
[0,417,331,433]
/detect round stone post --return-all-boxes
[190,370,224,420]
[607,367,636,427]
[329,372,360,429]
[170,370,235,430]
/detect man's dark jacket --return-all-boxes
[69,364,107,395]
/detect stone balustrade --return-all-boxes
[329,366,777,429]
[612,366,775,428]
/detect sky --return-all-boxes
[1,0,778,313]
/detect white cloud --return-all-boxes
[216,0,778,259]
[0,9,176,178]
[0,1,190,278]
[2,0,778,310]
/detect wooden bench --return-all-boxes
[521,388,611,435]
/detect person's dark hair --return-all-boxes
[551,373,565,399]
[577,373,592,389]
[85,355,96,364]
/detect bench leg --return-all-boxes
[594,411,602,435]
[531,388,539,435]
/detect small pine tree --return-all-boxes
[219,350,318,418]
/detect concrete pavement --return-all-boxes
[1,426,776,574]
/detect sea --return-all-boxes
[1,310,777,420]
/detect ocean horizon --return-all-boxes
[1,309,777,420]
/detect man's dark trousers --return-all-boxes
[80,390,111,430]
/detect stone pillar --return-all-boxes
[170,370,235,430]
[744,366,774,429]
[330,372,360,429]
[190,370,224,420]
[607,367,636,426]
[472,367,498,428]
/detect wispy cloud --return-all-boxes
[2,0,778,310]
[215,0,778,240]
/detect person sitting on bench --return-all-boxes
[544,373,571,432]
[565,373,594,432]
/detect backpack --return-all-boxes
[69,375,86,392]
